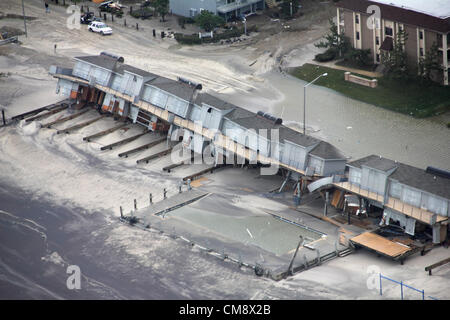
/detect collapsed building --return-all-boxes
[49,52,347,184]
[48,52,450,262]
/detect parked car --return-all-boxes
[88,21,113,36]
[80,12,99,24]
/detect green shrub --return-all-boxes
[314,49,336,62]
[174,25,257,45]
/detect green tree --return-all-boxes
[154,0,169,22]
[418,42,442,82]
[381,29,409,79]
[315,18,351,59]
[281,0,300,17]
[194,11,225,32]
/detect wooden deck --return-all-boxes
[351,232,412,258]
[334,182,447,225]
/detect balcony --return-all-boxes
[217,0,262,14]
[333,181,447,225]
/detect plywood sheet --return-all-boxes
[351,232,411,258]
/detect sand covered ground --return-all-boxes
[1,0,449,300]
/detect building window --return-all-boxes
[437,34,443,47]
[419,31,423,40]
[376,36,380,45]
[385,27,393,36]
[355,14,359,24]
[356,31,360,40]
[207,107,212,113]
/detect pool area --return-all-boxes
[166,204,325,256]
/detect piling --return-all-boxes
[178,183,182,194]
[136,23,139,30]
[120,206,123,218]
[1,110,5,126]
[163,188,167,199]
[124,19,126,26]
[153,29,156,37]
[149,193,152,205]
[111,14,114,22]
[134,199,137,210]
[187,179,192,191]
[104,13,107,21]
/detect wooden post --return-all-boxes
[2,110,5,126]
[124,19,126,26]
[149,193,152,205]
[136,23,139,30]
[120,206,123,218]
[134,199,137,210]
[104,13,107,21]
[111,13,114,22]
[163,188,167,199]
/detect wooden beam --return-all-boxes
[163,155,195,172]
[83,123,128,142]
[136,147,173,164]
[11,99,70,121]
[118,137,166,158]
[42,109,89,128]
[56,115,106,134]
[100,131,148,151]
[182,164,228,181]
[25,104,69,122]
[425,257,450,275]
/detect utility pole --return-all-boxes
[303,73,327,135]
[21,0,27,37]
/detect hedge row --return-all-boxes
[174,25,257,45]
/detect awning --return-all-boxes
[380,37,394,51]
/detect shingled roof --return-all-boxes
[348,155,450,199]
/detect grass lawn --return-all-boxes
[289,63,450,118]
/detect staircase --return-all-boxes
[338,248,354,257]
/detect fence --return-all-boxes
[379,273,438,300]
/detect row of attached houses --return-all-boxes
[169,0,266,22]
[51,52,347,180]
[336,0,450,85]
[50,52,450,244]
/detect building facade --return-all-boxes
[336,0,450,85]
[169,0,265,21]
[335,155,450,243]
[50,52,347,182]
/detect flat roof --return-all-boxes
[370,0,450,19]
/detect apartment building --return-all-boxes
[336,0,450,85]
[169,0,265,21]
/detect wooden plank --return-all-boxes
[100,131,148,151]
[182,164,229,181]
[25,104,69,122]
[163,155,195,172]
[351,232,411,258]
[136,147,173,164]
[118,137,166,158]
[42,109,89,128]
[425,257,450,275]
[83,123,128,142]
[56,115,106,134]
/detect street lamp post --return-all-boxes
[303,73,327,135]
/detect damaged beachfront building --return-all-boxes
[50,52,347,187]
[48,52,450,263]
[334,155,450,261]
